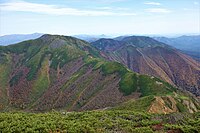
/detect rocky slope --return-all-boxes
[92,36,200,97]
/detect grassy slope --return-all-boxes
[0,54,11,108]
[30,57,50,102]
[112,96,155,112]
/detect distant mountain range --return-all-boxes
[0,34,199,113]
[0,33,43,46]
[153,35,200,60]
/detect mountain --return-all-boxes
[0,34,198,113]
[154,35,200,60]
[0,33,43,46]
[91,36,200,97]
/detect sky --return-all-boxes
[0,0,199,36]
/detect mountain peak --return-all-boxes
[38,34,90,48]
[40,34,67,40]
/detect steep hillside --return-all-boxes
[1,34,195,112]
[91,36,200,97]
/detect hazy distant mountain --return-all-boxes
[114,36,129,41]
[154,35,200,60]
[73,34,111,42]
[0,33,43,46]
[92,36,200,96]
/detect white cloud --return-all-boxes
[73,0,127,4]
[194,2,199,5]
[146,8,171,13]
[144,2,161,6]
[94,7,130,11]
[95,7,113,10]
[0,1,136,16]
[183,8,191,11]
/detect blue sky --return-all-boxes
[0,0,199,36]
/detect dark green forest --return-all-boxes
[0,110,199,133]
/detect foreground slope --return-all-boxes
[92,36,200,97]
[0,34,199,113]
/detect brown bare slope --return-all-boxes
[92,36,200,96]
